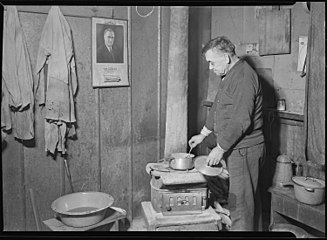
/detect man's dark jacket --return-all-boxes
[97,44,123,63]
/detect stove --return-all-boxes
[146,162,209,216]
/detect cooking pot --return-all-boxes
[292,176,325,205]
[168,153,195,170]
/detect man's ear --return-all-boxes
[225,54,231,64]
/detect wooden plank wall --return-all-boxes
[210,4,310,114]
[2,137,25,230]
[1,5,168,230]
[130,6,163,218]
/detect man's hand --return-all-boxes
[188,134,206,149]
[207,144,225,166]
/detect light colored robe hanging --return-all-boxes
[35,6,78,154]
[1,6,34,140]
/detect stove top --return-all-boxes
[148,162,197,172]
[146,162,206,186]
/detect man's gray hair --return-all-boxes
[201,36,236,57]
[104,27,115,36]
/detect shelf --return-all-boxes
[264,108,304,122]
[201,104,304,123]
[269,186,325,234]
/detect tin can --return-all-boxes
[277,99,286,111]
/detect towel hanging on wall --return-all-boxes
[35,6,78,155]
[1,6,35,141]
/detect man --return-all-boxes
[188,36,265,231]
[97,27,123,63]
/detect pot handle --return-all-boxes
[158,157,173,163]
[169,158,175,165]
[304,187,314,192]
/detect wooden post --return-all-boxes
[164,6,189,155]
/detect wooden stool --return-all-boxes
[43,206,126,231]
[141,201,222,231]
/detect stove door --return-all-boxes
[161,190,207,216]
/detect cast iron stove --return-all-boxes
[145,161,208,216]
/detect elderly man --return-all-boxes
[189,36,265,231]
[97,27,123,63]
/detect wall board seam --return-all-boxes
[157,6,161,162]
[97,89,101,192]
[128,6,133,222]
[22,144,27,230]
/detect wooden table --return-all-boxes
[43,207,126,231]
[269,186,325,234]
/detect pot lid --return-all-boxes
[292,176,325,188]
[194,155,223,177]
[170,153,195,159]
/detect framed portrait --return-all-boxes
[92,17,129,87]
